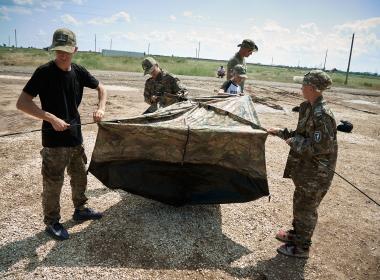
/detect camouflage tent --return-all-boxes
[89,95,269,205]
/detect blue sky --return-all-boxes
[1,0,380,73]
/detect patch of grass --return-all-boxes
[1,47,379,90]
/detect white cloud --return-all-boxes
[61,14,81,25]
[0,5,32,20]
[169,15,176,21]
[183,10,203,20]
[263,20,290,33]
[71,0,86,4]
[88,11,131,25]
[40,1,63,9]
[13,0,33,4]
[334,17,380,33]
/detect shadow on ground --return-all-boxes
[0,191,306,279]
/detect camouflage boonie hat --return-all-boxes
[233,64,247,78]
[237,39,258,52]
[303,70,332,91]
[50,28,76,53]
[142,57,158,75]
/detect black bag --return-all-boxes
[337,120,353,133]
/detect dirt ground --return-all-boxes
[0,66,379,280]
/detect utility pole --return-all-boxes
[8,35,10,47]
[198,41,200,59]
[271,57,273,66]
[110,38,112,50]
[94,34,97,53]
[14,29,17,48]
[195,48,198,58]
[147,43,150,55]
[344,33,355,85]
[323,49,328,70]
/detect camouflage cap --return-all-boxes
[303,70,332,91]
[50,28,77,53]
[233,64,247,78]
[237,39,258,52]
[142,57,158,75]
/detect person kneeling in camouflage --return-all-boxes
[268,70,338,258]
[142,57,188,114]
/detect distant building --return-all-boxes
[102,49,145,58]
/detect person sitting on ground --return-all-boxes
[267,70,337,259]
[217,65,225,78]
[219,64,247,95]
[142,57,188,114]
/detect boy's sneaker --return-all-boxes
[45,223,69,241]
[275,229,297,243]
[73,207,102,222]
[277,243,309,259]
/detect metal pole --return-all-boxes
[14,29,17,48]
[198,41,200,59]
[8,35,10,47]
[323,49,328,70]
[195,48,197,58]
[94,34,96,53]
[110,38,112,50]
[147,43,150,55]
[344,33,355,85]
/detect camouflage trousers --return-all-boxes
[291,175,332,248]
[40,145,88,225]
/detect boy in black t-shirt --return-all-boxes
[16,28,108,241]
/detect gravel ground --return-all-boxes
[0,66,379,279]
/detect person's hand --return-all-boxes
[286,138,293,145]
[267,128,280,136]
[93,109,105,122]
[150,95,159,103]
[50,116,70,131]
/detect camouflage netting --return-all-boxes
[89,95,269,206]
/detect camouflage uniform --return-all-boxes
[227,53,246,91]
[277,71,338,248]
[227,39,258,92]
[144,70,188,112]
[41,145,88,225]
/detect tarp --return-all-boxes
[89,95,269,205]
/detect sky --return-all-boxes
[1,0,380,73]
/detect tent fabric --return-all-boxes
[89,95,269,206]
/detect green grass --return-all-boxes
[1,46,379,90]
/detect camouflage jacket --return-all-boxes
[227,52,246,91]
[144,70,188,108]
[278,96,338,179]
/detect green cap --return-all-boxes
[233,64,247,78]
[303,70,332,91]
[142,57,158,75]
[237,39,258,52]
[49,28,77,53]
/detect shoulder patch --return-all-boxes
[314,131,322,142]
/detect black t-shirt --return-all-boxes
[23,61,99,147]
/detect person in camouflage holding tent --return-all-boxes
[268,70,338,258]
[142,57,188,114]
[227,39,258,92]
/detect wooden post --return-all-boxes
[344,33,355,85]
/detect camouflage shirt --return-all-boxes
[227,52,246,91]
[144,69,188,108]
[278,96,338,180]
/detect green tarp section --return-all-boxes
[89,95,269,205]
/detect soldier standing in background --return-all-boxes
[142,57,188,114]
[16,28,107,240]
[267,70,337,258]
[227,39,258,92]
